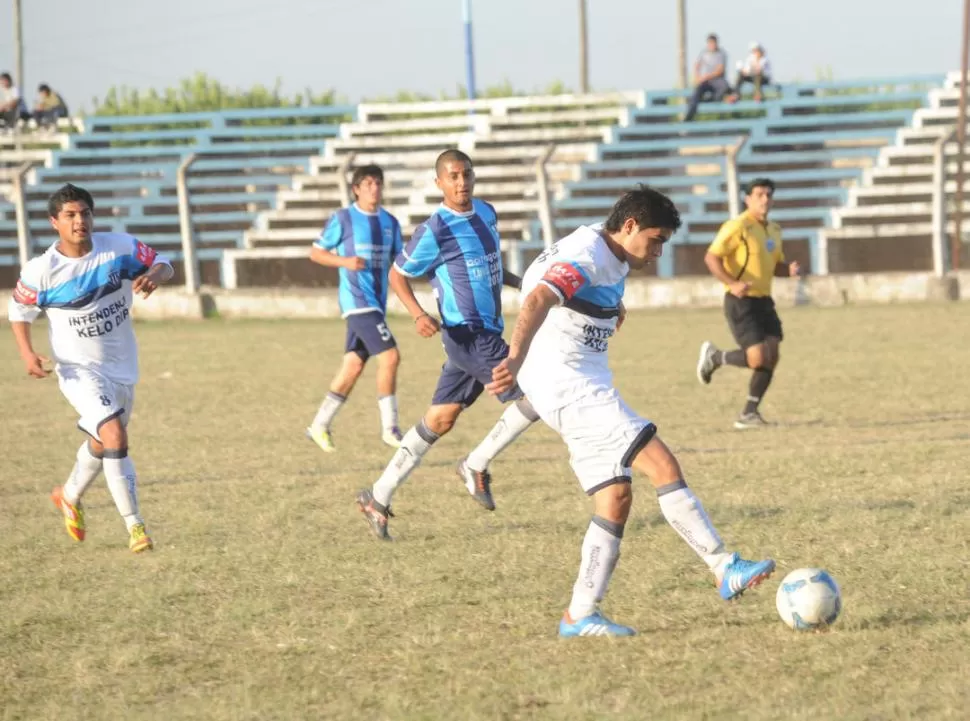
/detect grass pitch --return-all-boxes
[2,303,969,720]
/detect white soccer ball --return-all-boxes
[775,568,842,631]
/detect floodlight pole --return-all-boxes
[578,0,589,93]
[13,0,25,89]
[954,0,970,271]
[677,0,688,89]
[463,0,477,105]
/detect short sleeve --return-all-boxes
[315,215,343,251]
[124,236,168,278]
[394,224,441,278]
[538,261,591,303]
[707,220,740,257]
[8,262,43,322]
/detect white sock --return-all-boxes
[466,399,538,472]
[372,421,439,507]
[378,395,398,431]
[567,517,623,621]
[312,392,346,430]
[103,451,143,531]
[63,442,103,505]
[656,481,731,570]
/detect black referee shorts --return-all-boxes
[724,293,783,349]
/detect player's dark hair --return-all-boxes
[435,148,473,176]
[48,183,95,218]
[707,33,718,43]
[38,83,51,94]
[604,185,682,233]
[744,177,775,196]
[351,164,384,188]
[0,72,12,84]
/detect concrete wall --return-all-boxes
[121,271,969,321]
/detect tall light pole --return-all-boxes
[954,0,969,271]
[13,0,25,90]
[677,0,688,89]
[578,0,589,93]
[463,0,477,102]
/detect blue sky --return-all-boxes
[0,0,958,110]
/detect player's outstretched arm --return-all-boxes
[389,266,439,338]
[502,269,522,289]
[310,246,366,271]
[487,284,559,396]
[132,262,174,299]
[10,321,50,378]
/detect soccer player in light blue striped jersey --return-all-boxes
[306,165,405,452]
[356,150,541,539]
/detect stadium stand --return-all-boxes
[223,93,642,287]
[548,74,944,277]
[0,106,353,287]
[819,71,970,273]
[0,75,954,289]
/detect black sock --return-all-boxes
[719,349,747,368]
[743,368,774,415]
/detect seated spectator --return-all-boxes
[0,72,30,130]
[733,43,773,102]
[33,84,69,128]
[684,34,731,122]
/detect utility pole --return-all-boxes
[954,0,969,271]
[578,0,589,93]
[677,0,688,89]
[13,0,25,89]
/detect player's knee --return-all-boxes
[424,406,461,436]
[344,353,366,378]
[379,347,401,371]
[98,419,127,451]
[594,481,633,523]
[746,343,768,368]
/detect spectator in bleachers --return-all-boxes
[732,43,773,102]
[0,72,30,130]
[684,34,731,122]
[33,84,69,129]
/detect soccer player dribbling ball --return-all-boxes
[8,183,173,553]
[696,178,801,429]
[488,186,775,637]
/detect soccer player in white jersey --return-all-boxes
[488,186,776,637]
[8,184,173,553]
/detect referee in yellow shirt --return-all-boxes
[695,178,800,429]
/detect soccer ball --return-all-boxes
[775,568,842,631]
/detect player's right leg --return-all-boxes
[307,345,366,453]
[50,439,103,542]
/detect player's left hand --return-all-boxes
[789,261,802,277]
[617,302,627,331]
[486,357,521,396]
[132,272,161,299]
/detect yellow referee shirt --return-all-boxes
[706,211,784,298]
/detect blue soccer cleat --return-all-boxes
[559,611,636,638]
[718,552,776,600]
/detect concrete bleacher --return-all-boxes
[819,71,970,273]
[549,75,943,277]
[223,93,642,286]
[0,122,77,200]
[0,106,353,286]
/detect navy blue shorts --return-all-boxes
[345,311,397,361]
[431,326,524,407]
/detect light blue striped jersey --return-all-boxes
[394,199,504,333]
[316,204,403,317]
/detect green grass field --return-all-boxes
[2,303,969,720]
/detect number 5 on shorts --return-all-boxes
[377,322,392,342]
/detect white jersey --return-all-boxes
[8,232,170,385]
[518,224,628,413]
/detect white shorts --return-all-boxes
[537,386,656,494]
[57,367,135,441]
